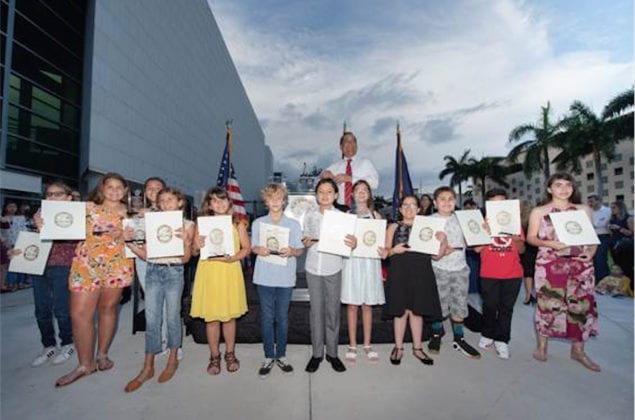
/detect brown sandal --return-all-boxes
[207,354,221,375]
[224,351,240,373]
[55,365,96,388]
[124,368,154,392]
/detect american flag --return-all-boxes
[216,124,248,224]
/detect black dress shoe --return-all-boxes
[305,357,322,373]
[325,355,346,372]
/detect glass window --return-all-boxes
[6,135,78,179]
[614,167,623,176]
[13,13,82,80]
[585,160,593,168]
[535,187,540,194]
[14,1,84,56]
[7,104,79,154]
[534,178,540,184]
[602,176,608,183]
[11,43,82,105]
[630,157,634,165]
[601,163,607,170]
[587,185,594,192]
[586,173,594,180]
[1,1,8,34]
[616,194,624,202]
[614,153,622,162]
[602,190,609,197]
[630,171,634,180]
[615,181,624,189]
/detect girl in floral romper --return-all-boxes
[55,173,134,387]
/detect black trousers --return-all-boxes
[480,278,522,343]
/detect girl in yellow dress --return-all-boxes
[190,187,251,375]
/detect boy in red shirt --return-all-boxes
[475,189,525,359]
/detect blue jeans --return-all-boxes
[32,266,73,347]
[144,263,184,354]
[257,285,293,359]
[593,234,611,282]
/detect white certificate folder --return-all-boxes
[408,216,447,255]
[144,211,184,258]
[8,231,53,275]
[485,199,521,236]
[549,210,600,246]
[197,215,235,259]
[39,200,86,240]
[259,222,290,266]
[455,210,491,246]
[317,210,357,257]
[351,218,386,259]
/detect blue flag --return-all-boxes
[392,127,413,219]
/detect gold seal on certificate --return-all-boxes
[419,227,434,241]
[23,245,40,261]
[363,230,377,246]
[565,221,583,235]
[467,219,481,234]
[266,236,280,252]
[54,211,74,228]
[157,225,173,243]
[496,210,512,226]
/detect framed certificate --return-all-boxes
[485,199,521,236]
[455,210,491,246]
[259,222,290,266]
[8,231,53,275]
[352,218,386,259]
[123,217,145,258]
[284,195,318,231]
[549,210,600,246]
[317,210,357,257]
[144,211,184,258]
[39,200,86,240]
[408,216,447,255]
[197,215,234,259]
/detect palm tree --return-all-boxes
[466,156,510,206]
[552,88,634,199]
[438,149,472,206]
[508,102,567,180]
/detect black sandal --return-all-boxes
[413,347,434,365]
[389,347,404,365]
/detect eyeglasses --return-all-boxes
[46,191,68,198]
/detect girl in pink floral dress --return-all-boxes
[527,173,600,372]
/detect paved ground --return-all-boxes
[1,288,632,420]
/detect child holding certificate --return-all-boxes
[10,181,76,367]
[251,183,303,378]
[341,180,385,364]
[56,173,134,387]
[474,189,525,360]
[428,186,481,359]
[526,173,600,372]
[190,187,251,375]
[124,187,194,392]
[380,195,443,366]
[303,179,356,373]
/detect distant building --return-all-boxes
[1,0,271,207]
[474,139,634,210]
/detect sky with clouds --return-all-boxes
[207,0,633,197]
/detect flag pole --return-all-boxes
[397,122,402,200]
[226,119,233,185]
[343,120,347,133]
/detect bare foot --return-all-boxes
[96,354,114,371]
[571,350,601,372]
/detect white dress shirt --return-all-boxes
[325,156,379,205]
[593,205,611,235]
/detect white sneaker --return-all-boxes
[176,347,184,361]
[31,346,56,367]
[53,344,75,365]
[478,336,494,350]
[494,341,510,359]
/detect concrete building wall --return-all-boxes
[480,139,634,211]
[85,0,267,201]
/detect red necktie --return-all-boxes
[345,159,353,207]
